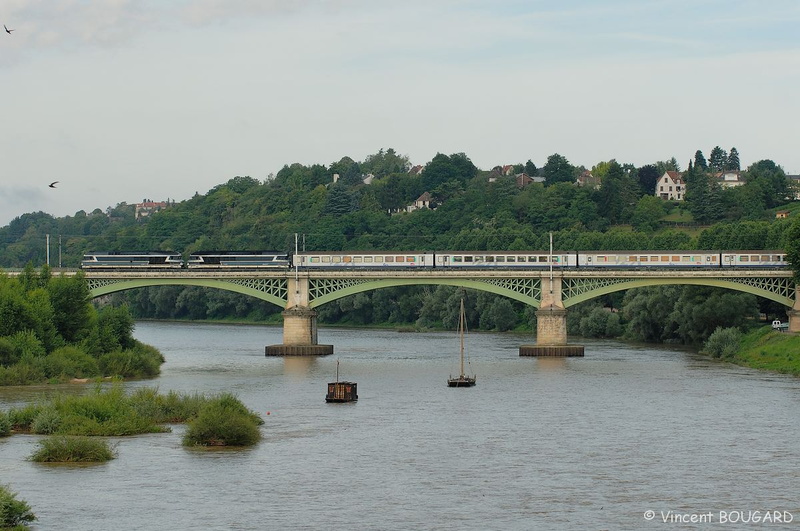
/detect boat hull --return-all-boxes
[447,377,476,387]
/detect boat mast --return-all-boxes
[459,298,465,377]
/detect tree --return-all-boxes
[631,195,666,232]
[743,159,788,208]
[694,150,708,171]
[361,148,411,178]
[524,159,538,176]
[636,164,660,195]
[783,215,800,283]
[421,153,477,192]
[726,147,741,171]
[542,153,575,186]
[709,146,727,171]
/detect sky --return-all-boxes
[1,0,799,227]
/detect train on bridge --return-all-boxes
[80,250,789,271]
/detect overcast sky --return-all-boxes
[1,0,799,227]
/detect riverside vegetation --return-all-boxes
[2,147,799,373]
[0,484,35,529]
[1,385,263,448]
[0,266,164,386]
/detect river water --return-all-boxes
[1,322,799,530]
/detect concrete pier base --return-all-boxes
[519,344,584,357]
[265,305,334,357]
[265,344,333,356]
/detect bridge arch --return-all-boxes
[562,276,795,308]
[87,277,288,309]
[307,277,542,308]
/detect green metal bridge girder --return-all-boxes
[307,277,542,309]
[562,276,795,308]
[87,277,288,309]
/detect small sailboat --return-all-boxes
[326,360,358,402]
[448,298,476,387]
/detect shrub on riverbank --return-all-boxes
[0,484,36,528]
[703,327,743,359]
[182,393,263,447]
[28,435,116,463]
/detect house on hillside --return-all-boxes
[714,170,744,188]
[135,199,172,220]
[576,170,600,189]
[406,192,434,212]
[655,171,685,201]
[409,165,424,176]
[776,210,790,219]
[788,175,800,199]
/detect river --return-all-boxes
[1,322,799,530]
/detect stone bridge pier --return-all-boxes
[520,274,584,357]
[789,286,800,333]
[265,277,333,356]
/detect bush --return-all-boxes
[28,435,116,463]
[182,394,262,447]
[704,326,743,359]
[98,342,164,379]
[0,484,36,528]
[30,408,62,435]
[0,412,10,437]
[42,346,99,380]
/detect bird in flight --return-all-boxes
[4,25,13,34]
[49,181,59,188]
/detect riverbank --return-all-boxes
[729,327,800,376]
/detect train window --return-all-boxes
[453,256,462,263]
[464,256,473,263]
[772,255,781,261]
[750,255,759,261]
[406,256,416,262]
[496,256,505,263]
[739,256,749,262]
[628,256,637,262]
[640,256,648,262]
[353,257,362,263]
[486,256,495,263]
[385,256,395,263]
[661,256,669,262]
[322,256,331,263]
[672,256,680,261]
[538,256,547,263]
[395,256,404,262]
[651,256,659,261]
[507,256,516,262]
[364,257,373,263]
[553,256,560,263]
[310,257,320,263]
[710,256,717,262]
[761,255,769,261]
[333,256,342,263]
[343,256,352,263]
[474,256,484,263]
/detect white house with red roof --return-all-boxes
[655,171,685,201]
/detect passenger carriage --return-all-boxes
[292,251,433,269]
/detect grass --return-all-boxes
[729,326,800,376]
[28,435,116,463]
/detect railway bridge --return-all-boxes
[77,267,800,356]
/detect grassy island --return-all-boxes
[2,385,264,451]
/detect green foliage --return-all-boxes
[0,484,36,528]
[703,327,742,359]
[721,326,800,376]
[0,411,10,437]
[28,435,116,463]
[542,153,575,185]
[182,393,263,447]
[42,346,99,380]
[782,216,800,283]
[97,341,164,379]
